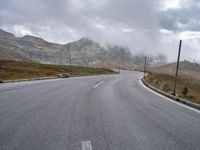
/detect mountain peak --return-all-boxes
[20,35,48,44]
[78,37,93,43]
[79,37,90,41]
[76,37,100,47]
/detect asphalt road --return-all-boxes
[0,71,200,150]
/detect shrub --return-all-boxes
[181,87,188,96]
[154,80,160,86]
[162,82,171,92]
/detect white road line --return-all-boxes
[82,141,92,150]
[94,81,104,88]
[139,80,200,114]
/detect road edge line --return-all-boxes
[94,81,104,88]
[1,76,60,84]
[82,141,92,150]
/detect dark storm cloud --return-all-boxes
[0,0,199,61]
[81,0,161,30]
[0,0,163,44]
[0,0,160,32]
[0,0,70,25]
[160,0,200,32]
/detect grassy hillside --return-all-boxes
[0,59,116,82]
[144,61,200,104]
[145,73,200,104]
[153,61,200,85]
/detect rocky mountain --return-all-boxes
[0,28,166,69]
[0,29,137,69]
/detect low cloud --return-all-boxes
[0,0,199,62]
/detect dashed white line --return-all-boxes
[139,80,200,114]
[82,141,92,150]
[94,81,104,88]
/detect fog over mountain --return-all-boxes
[0,0,200,62]
[0,29,167,69]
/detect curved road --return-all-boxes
[0,71,200,150]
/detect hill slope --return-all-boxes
[154,61,200,85]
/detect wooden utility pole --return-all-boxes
[144,56,147,79]
[173,40,182,95]
[118,59,121,74]
[146,60,149,73]
[68,44,72,74]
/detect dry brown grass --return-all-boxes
[145,72,200,105]
[0,59,116,81]
[153,61,200,85]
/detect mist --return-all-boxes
[0,0,199,62]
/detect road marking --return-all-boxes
[94,81,104,88]
[82,141,92,150]
[0,89,17,94]
[139,80,200,114]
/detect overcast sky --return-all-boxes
[0,0,200,62]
